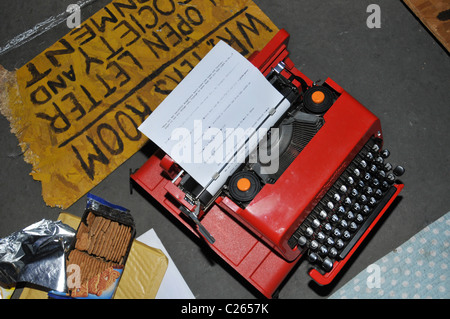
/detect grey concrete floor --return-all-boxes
[0,0,449,299]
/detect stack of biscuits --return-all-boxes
[67,212,133,297]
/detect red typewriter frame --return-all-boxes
[131,29,404,298]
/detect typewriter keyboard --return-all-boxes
[288,138,404,273]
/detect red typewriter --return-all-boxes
[131,29,404,298]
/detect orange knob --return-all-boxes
[311,91,325,104]
[237,178,251,192]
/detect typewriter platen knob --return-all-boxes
[228,171,261,203]
[303,86,335,114]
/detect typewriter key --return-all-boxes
[375,189,383,198]
[371,178,380,187]
[381,149,390,158]
[298,236,307,247]
[375,156,384,166]
[326,237,335,246]
[381,180,390,190]
[362,205,371,214]
[322,258,334,272]
[357,180,365,189]
[356,214,364,223]
[333,228,342,238]
[384,162,393,171]
[369,164,378,173]
[359,160,367,168]
[312,219,321,228]
[360,194,368,204]
[317,232,326,243]
[393,165,405,177]
[353,202,361,212]
[331,214,339,224]
[377,170,386,179]
[343,230,351,240]
[346,211,355,220]
[308,252,318,263]
[386,173,395,184]
[336,239,345,249]
[343,197,352,206]
[319,245,328,257]
[329,247,338,258]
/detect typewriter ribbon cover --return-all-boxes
[0,0,278,208]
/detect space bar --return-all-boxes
[338,186,397,260]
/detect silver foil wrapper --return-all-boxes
[0,219,75,292]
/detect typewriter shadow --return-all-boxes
[307,195,403,297]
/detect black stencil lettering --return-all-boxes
[107,61,131,86]
[90,7,118,32]
[47,75,67,94]
[125,96,152,122]
[236,12,273,49]
[30,85,52,105]
[138,5,158,29]
[97,123,124,155]
[118,50,143,69]
[96,74,117,98]
[113,20,141,46]
[100,36,124,60]
[159,22,182,47]
[62,92,86,120]
[80,85,102,111]
[72,136,110,180]
[153,0,175,16]
[185,6,203,26]
[191,51,202,62]
[45,39,75,67]
[58,6,249,148]
[25,63,52,88]
[216,27,249,56]
[79,47,104,75]
[176,13,194,36]
[154,79,172,95]
[113,0,138,17]
[142,32,170,59]
[62,65,76,82]
[115,110,141,141]
[70,23,96,45]
[35,102,71,133]
[129,13,146,33]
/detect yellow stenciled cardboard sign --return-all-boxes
[0,0,278,209]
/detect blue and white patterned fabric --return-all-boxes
[330,212,449,299]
